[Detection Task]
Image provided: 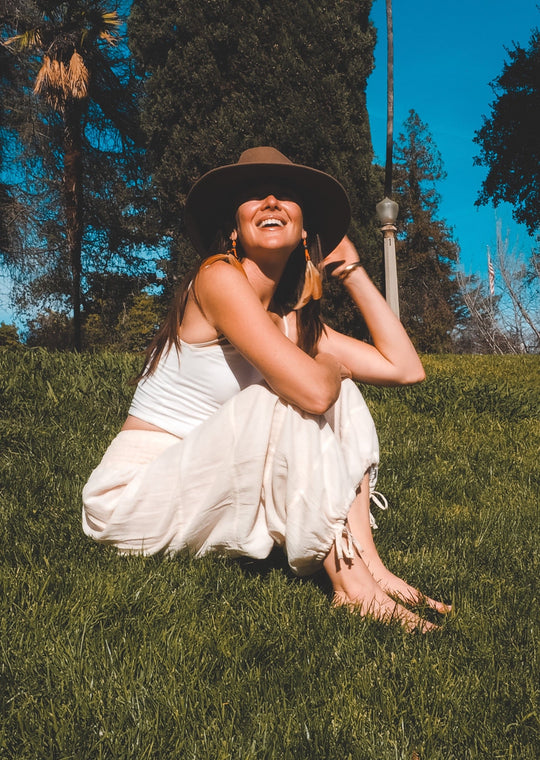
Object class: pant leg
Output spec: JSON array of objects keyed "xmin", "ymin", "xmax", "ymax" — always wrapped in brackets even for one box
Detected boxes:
[{"xmin": 82, "ymin": 381, "xmax": 379, "ymax": 575}]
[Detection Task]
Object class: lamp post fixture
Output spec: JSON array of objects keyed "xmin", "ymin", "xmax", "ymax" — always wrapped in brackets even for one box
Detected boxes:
[{"xmin": 376, "ymin": 196, "xmax": 400, "ymax": 318}]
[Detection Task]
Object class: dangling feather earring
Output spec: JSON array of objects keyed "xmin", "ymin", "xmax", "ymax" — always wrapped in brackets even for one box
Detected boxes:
[
  {"xmin": 227, "ymin": 237, "xmax": 238, "ymax": 259},
  {"xmin": 203, "ymin": 235, "xmax": 245, "ymax": 275},
  {"xmin": 223, "ymin": 235, "xmax": 244, "ymax": 271},
  {"xmin": 294, "ymin": 235, "xmax": 322, "ymax": 309}
]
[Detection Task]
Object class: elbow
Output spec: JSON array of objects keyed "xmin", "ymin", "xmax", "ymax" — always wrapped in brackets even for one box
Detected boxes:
[
  {"xmin": 303, "ymin": 385, "xmax": 341, "ymax": 415},
  {"xmin": 308, "ymin": 398, "xmax": 335, "ymax": 416},
  {"xmin": 386, "ymin": 357, "xmax": 426, "ymax": 386},
  {"xmin": 398, "ymin": 363, "xmax": 426, "ymax": 385},
  {"xmin": 406, "ymin": 368, "xmax": 426, "ymax": 385}
]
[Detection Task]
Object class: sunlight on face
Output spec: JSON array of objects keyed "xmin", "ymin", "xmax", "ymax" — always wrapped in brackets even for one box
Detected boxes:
[{"xmin": 234, "ymin": 188, "xmax": 305, "ymax": 257}]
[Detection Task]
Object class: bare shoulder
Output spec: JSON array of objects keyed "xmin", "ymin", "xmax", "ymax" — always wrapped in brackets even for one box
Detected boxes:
[
  {"xmin": 179, "ymin": 260, "xmax": 251, "ymax": 342},
  {"xmin": 194, "ymin": 258, "xmax": 255, "ymax": 310},
  {"xmin": 195, "ymin": 258, "xmax": 247, "ymax": 291}
]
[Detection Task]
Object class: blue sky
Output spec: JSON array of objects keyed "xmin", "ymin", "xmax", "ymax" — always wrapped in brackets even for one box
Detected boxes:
[
  {"xmin": 367, "ymin": 0, "xmax": 538, "ymax": 278},
  {"xmin": 1, "ymin": 0, "xmax": 538, "ymax": 327}
]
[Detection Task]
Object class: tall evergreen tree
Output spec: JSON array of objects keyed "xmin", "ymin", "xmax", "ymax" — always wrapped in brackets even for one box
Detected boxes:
[
  {"xmin": 474, "ymin": 25, "xmax": 540, "ymax": 235},
  {"xmin": 393, "ymin": 110, "xmax": 463, "ymax": 352},
  {"xmin": 2, "ymin": 0, "xmax": 149, "ymax": 349},
  {"xmin": 128, "ymin": 0, "xmax": 382, "ymax": 334}
]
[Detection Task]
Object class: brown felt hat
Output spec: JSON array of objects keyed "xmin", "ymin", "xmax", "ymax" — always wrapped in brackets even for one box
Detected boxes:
[{"xmin": 184, "ymin": 146, "xmax": 351, "ymax": 256}]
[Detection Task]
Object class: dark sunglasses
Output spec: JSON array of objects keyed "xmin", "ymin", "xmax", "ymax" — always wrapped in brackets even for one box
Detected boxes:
[{"xmin": 234, "ymin": 182, "xmax": 303, "ymax": 206}]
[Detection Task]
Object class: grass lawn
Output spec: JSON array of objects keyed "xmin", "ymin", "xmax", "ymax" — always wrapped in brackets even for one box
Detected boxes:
[{"xmin": 1, "ymin": 349, "xmax": 538, "ymax": 759}]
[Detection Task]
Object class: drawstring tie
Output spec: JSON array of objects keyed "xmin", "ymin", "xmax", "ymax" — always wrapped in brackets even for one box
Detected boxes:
[
  {"xmin": 335, "ymin": 484, "xmax": 389, "ymax": 561},
  {"xmin": 334, "ymin": 521, "xmax": 363, "ymax": 562},
  {"xmin": 369, "ymin": 489, "xmax": 389, "ymax": 529}
]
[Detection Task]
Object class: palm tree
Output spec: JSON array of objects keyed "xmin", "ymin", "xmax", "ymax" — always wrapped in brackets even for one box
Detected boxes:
[{"xmin": 5, "ymin": 2, "xmax": 122, "ymax": 350}]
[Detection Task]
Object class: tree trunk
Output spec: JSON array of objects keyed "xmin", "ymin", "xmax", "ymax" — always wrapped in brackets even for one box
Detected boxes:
[{"xmin": 63, "ymin": 102, "xmax": 84, "ymax": 351}]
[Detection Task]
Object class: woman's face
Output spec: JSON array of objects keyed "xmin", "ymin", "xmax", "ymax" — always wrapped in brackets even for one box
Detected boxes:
[{"xmin": 233, "ymin": 187, "xmax": 305, "ymax": 258}]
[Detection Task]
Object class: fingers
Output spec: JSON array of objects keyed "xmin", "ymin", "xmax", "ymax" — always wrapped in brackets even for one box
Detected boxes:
[{"xmin": 321, "ymin": 235, "xmax": 360, "ymax": 275}]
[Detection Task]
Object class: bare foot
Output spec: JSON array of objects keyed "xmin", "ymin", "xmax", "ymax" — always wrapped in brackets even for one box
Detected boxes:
[
  {"xmin": 373, "ymin": 569, "xmax": 452, "ymax": 614},
  {"xmin": 325, "ymin": 545, "xmax": 439, "ymax": 633},
  {"xmin": 362, "ymin": 560, "xmax": 452, "ymax": 614},
  {"xmin": 356, "ymin": 544, "xmax": 452, "ymax": 614},
  {"xmin": 332, "ymin": 589, "xmax": 439, "ymax": 633},
  {"xmin": 345, "ymin": 514, "xmax": 451, "ymax": 614},
  {"xmin": 345, "ymin": 490, "xmax": 452, "ymax": 616}
]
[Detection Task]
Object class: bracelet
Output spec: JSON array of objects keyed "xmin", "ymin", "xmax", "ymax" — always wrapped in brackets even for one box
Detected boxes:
[{"xmin": 337, "ymin": 262, "xmax": 363, "ymax": 282}]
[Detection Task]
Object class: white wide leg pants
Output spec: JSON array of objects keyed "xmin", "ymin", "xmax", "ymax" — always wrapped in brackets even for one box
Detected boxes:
[{"xmin": 82, "ymin": 379, "xmax": 379, "ymax": 576}]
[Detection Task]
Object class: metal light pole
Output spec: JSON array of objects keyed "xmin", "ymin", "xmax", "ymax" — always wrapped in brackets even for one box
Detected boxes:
[
  {"xmin": 377, "ymin": 195, "xmax": 400, "ymax": 317},
  {"xmin": 376, "ymin": 0, "xmax": 400, "ymax": 318}
]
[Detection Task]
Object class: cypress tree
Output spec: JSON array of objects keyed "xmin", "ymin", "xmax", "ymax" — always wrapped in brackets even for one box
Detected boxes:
[{"xmin": 129, "ymin": 0, "xmax": 381, "ymax": 334}]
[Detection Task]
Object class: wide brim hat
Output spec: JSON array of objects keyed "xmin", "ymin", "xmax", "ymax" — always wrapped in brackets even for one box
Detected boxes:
[{"xmin": 184, "ymin": 146, "xmax": 351, "ymax": 257}]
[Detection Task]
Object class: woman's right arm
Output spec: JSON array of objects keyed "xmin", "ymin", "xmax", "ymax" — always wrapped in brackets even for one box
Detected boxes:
[{"xmin": 194, "ymin": 261, "xmax": 343, "ymax": 414}]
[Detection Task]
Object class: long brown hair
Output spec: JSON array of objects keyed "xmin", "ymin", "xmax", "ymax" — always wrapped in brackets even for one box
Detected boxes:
[{"xmin": 134, "ymin": 229, "xmax": 324, "ymax": 383}]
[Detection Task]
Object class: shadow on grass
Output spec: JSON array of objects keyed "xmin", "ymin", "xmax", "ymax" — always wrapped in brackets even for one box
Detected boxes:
[{"xmin": 235, "ymin": 546, "xmax": 334, "ymax": 597}]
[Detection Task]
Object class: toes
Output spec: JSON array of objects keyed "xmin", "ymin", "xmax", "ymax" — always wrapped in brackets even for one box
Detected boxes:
[
  {"xmin": 333, "ymin": 593, "xmax": 439, "ymax": 633},
  {"xmin": 390, "ymin": 603, "xmax": 440, "ymax": 633},
  {"xmin": 425, "ymin": 597, "xmax": 452, "ymax": 614},
  {"xmin": 416, "ymin": 618, "xmax": 440, "ymax": 634},
  {"xmin": 382, "ymin": 582, "xmax": 452, "ymax": 615}
]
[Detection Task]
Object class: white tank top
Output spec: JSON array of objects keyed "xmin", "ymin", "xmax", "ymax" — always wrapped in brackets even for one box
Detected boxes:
[{"xmin": 128, "ymin": 337, "xmax": 265, "ymax": 438}]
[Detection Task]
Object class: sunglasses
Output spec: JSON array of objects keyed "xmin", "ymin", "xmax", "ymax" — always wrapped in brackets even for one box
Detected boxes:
[{"xmin": 234, "ymin": 183, "xmax": 304, "ymax": 206}]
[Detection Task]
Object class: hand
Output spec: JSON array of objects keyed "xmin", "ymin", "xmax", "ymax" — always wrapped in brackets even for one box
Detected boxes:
[{"xmin": 322, "ymin": 236, "xmax": 360, "ymax": 279}]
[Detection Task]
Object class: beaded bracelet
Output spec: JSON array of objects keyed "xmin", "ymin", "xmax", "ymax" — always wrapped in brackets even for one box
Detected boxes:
[{"xmin": 337, "ymin": 261, "xmax": 363, "ymax": 282}]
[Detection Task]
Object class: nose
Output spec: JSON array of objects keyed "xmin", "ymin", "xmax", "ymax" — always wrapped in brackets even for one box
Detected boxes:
[{"xmin": 262, "ymin": 194, "xmax": 280, "ymax": 208}]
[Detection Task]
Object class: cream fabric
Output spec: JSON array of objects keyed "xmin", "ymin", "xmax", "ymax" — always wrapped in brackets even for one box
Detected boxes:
[{"xmin": 82, "ymin": 379, "xmax": 379, "ymax": 576}]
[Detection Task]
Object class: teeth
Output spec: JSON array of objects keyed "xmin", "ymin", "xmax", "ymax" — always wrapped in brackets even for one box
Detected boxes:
[{"xmin": 258, "ymin": 218, "xmax": 285, "ymax": 228}]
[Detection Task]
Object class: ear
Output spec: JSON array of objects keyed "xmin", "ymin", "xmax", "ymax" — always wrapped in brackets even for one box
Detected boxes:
[
  {"xmin": 230, "ymin": 229, "xmax": 238, "ymax": 241},
  {"xmin": 302, "ymin": 229, "xmax": 307, "ymax": 240}
]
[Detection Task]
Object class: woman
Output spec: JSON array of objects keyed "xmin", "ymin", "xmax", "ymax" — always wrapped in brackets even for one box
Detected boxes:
[{"xmin": 83, "ymin": 147, "xmax": 450, "ymax": 632}]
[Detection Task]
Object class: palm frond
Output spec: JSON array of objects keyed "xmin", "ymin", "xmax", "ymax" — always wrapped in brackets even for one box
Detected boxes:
[
  {"xmin": 4, "ymin": 29, "xmax": 43, "ymax": 52},
  {"xmin": 98, "ymin": 31, "xmax": 118, "ymax": 46},
  {"xmin": 101, "ymin": 11, "xmax": 122, "ymax": 28},
  {"xmin": 98, "ymin": 10, "xmax": 121, "ymax": 46},
  {"xmin": 67, "ymin": 51, "xmax": 89, "ymax": 99},
  {"xmin": 34, "ymin": 56, "xmax": 68, "ymax": 108},
  {"xmin": 33, "ymin": 55, "xmax": 54, "ymax": 96}
]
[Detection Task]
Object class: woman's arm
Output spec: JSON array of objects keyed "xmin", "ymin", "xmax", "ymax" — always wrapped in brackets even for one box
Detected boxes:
[
  {"xmin": 194, "ymin": 261, "xmax": 345, "ymax": 413},
  {"xmin": 318, "ymin": 237, "xmax": 425, "ymax": 386}
]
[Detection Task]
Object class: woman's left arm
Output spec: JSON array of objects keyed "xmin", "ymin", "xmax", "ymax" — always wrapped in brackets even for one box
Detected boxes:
[{"xmin": 317, "ymin": 236, "xmax": 425, "ymax": 386}]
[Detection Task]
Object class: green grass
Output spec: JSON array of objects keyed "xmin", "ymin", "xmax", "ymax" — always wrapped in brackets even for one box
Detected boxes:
[{"xmin": 1, "ymin": 349, "xmax": 538, "ymax": 759}]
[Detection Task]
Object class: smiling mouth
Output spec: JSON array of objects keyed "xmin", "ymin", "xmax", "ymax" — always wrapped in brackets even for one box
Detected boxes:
[{"xmin": 257, "ymin": 218, "xmax": 285, "ymax": 228}]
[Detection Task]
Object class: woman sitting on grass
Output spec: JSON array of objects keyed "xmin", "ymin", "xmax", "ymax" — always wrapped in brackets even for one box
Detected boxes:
[{"xmin": 83, "ymin": 146, "xmax": 450, "ymax": 632}]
